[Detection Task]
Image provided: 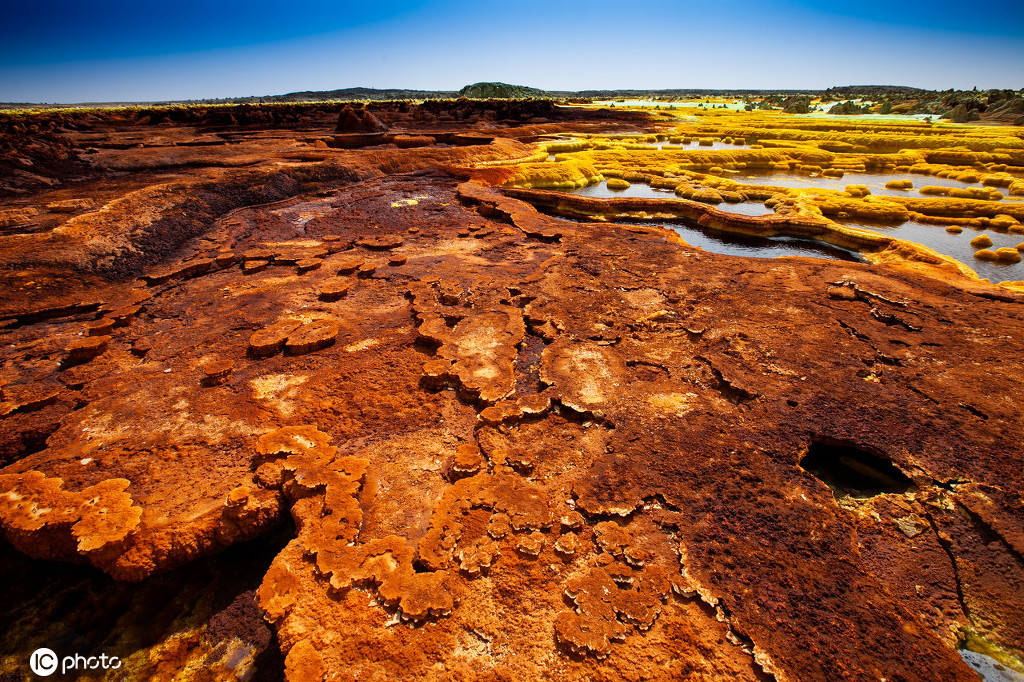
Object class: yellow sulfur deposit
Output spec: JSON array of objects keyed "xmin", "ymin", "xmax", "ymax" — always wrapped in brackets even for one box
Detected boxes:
[
  {"xmin": 995, "ymin": 247, "xmax": 1023, "ymax": 263},
  {"xmin": 971, "ymin": 234, "xmax": 994, "ymax": 249},
  {"xmin": 675, "ymin": 184, "xmax": 724, "ymax": 203},
  {"xmin": 473, "ymin": 107, "xmax": 1024, "ymax": 289},
  {"xmin": 988, "ymin": 214, "xmax": 1022, "ymax": 231},
  {"xmin": 981, "ymin": 173, "xmax": 1015, "ymax": 187},
  {"xmin": 971, "ymin": 247, "xmax": 1021, "ymax": 263},
  {"xmin": 484, "ymin": 160, "xmax": 602, "ymax": 190}
]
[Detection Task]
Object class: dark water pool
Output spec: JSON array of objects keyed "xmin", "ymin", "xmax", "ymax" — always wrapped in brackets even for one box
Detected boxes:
[
  {"xmin": 547, "ymin": 210, "xmax": 861, "ymax": 262},
  {"xmin": 661, "ymin": 221, "xmax": 864, "ymax": 262}
]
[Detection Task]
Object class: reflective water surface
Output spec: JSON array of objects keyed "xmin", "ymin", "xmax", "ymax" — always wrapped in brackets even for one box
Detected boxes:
[
  {"xmin": 960, "ymin": 648, "xmax": 1024, "ymax": 682},
  {"xmin": 842, "ymin": 219, "xmax": 1023, "ymax": 282},
  {"xmin": 718, "ymin": 169, "xmax": 1009, "ymax": 199},
  {"xmin": 559, "ymin": 181, "xmax": 1023, "ymax": 280},
  {"xmin": 568, "ymin": 180, "xmax": 774, "ymax": 216}
]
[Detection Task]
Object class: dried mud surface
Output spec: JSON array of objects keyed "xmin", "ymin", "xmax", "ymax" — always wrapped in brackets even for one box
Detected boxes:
[{"xmin": 1, "ymin": 102, "xmax": 1023, "ymax": 681}]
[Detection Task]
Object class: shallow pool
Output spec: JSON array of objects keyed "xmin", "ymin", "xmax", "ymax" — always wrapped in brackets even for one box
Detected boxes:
[
  {"xmin": 723, "ymin": 170, "xmax": 1001, "ymax": 199},
  {"xmin": 661, "ymin": 222, "xmax": 864, "ymax": 262},
  {"xmin": 843, "ymin": 219, "xmax": 1024, "ymax": 282},
  {"xmin": 568, "ymin": 180, "xmax": 774, "ymax": 216},
  {"xmin": 556, "ymin": 182, "xmax": 1023, "ymax": 277},
  {"xmin": 542, "ymin": 206, "xmax": 860, "ymax": 263},
  {"xmin": 959, "ymin": 648, "xmax": 1024, "ymax": 682}
]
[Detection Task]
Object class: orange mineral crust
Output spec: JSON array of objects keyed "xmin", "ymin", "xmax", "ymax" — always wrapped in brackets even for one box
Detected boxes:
[{"xmin": 0, "ymin": 100, "xmax": 1022, "ymax": 681}]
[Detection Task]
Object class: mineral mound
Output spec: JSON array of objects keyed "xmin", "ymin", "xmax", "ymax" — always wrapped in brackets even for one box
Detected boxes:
[{"xmin": 0, "ymin": 99, "xmax": 1022, "ymax": 681}]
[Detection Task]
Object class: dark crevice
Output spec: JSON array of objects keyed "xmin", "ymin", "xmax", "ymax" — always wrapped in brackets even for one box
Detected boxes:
[
  {"xmin": 837, "ymin": 319, "xmax": 870, "ymax": 342},
  {"xmin": 829, "ymin": 280, "xmax": 908, "ymax": 308},
  {"xmin": 959, "ymin": 403, "xmax": 988, "ymax": 421},
  {"xmin": 513, "ymin": 331, "xmax": 547, "ymax": 395},
  {"xmin": 550, "ymin": 399, "xmax": 616, "ymax": 430},
  {"xmin": 874, "ymin": 354, "xmax": 903, "ymax": 366},
  {"xmin": 923, "ymin": 510, "xmax": 972, "ymax": 623},
  {"xmin": 626, "ymin": 359, "xmax": 671, "ymax": 380},
  {"xmin": 413, "ymin": 336, "xmax": 441, "ymax": 354},
  {"xmin": 907, "ymin": 384, "xmax": 940, "ymax": 405},
  {"xmin": 869, "ymin": 307, "xmax": 922, "ymax": 332},
  {"xmin": 958, "ymin": 503, "xmax": 1024, "ymax": 566},
  {"xmin": 710, "ymin": 603, "xmax": 777, "ymax": 682},
  {"xmin": 697, "ymin": 356, "xmax": 757, "ymax": 405},
  {"xmin": 3, "ymin": 302, "xmax": 103, "ymax": 329},
  {"xmin": 641, "ymin": 493, "xmax": 682, "ymax": 513},
  {"xmin": 14, "ymin": 428, "xmax": 56, "ymax": 460},
  {"xmin": 799, "ymin": 438, "xmax": 914, "ymax": 498}
]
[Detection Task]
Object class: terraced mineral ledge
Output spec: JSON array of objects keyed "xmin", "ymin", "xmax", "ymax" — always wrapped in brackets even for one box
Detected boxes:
[{"xmin": 1, "ymin": 100, "xmax": 1023, "ymax": 680}]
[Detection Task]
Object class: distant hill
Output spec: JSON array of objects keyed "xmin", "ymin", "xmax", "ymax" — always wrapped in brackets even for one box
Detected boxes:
[
  {"xmin": 272, "ymin": 82, "xmax": 549, "ymax": 103},
  {"xmin": 5, "ymin": 83, "xmax": 1021, "ymax": 112},
  {"xmin": 457, "ymin": 82, "xmax": 548, "ymax": 99},
  {"xmin": 275, "ymin": 87, "xmax": 456, "ymax": 102},
  {"xmin": 822, "ymin": 85, "xmax": 930, "ymax": 98}
]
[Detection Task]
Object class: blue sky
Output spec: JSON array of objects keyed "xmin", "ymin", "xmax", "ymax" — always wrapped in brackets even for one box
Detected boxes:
[{"xmin": 1, "ymin": 0, "xmax": 1022, "ymax": 102}]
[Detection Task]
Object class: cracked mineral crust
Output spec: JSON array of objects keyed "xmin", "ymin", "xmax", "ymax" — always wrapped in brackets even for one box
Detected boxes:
[{"xmin": 0, "ymin": 100, "xmax": 1022, "ymax": 681}]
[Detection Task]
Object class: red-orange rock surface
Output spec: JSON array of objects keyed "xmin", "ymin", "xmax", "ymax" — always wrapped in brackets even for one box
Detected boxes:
[{"xmin": 0, "ymin": 101, "xmax": 1021, "ymax": 681}]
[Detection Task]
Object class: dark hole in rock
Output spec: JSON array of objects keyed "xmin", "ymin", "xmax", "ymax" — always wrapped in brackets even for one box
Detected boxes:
[{"xmin": 800, "ymin": 438, "xmax": 914, "ymax": 498}]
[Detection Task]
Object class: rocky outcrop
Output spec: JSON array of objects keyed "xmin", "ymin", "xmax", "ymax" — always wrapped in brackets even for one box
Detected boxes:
[
  {"xmin": 0, "ymin": 128, "xmax": 85, "ymax": 196},
  {"xmin": 335, "ymin": 104, "xmax": 388, "ymax": 133}
]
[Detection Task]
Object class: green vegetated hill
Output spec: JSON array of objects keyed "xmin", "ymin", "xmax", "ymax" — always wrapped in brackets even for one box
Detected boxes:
[
  {"xmin": 457, "ymin": 82, "xmax": 548, "ymax": 99},
  {"xmin": 280, "ymin": 82, "xmax": 550, "ymax": 102},
  {"xmin": 276, "ymin": 87, "xmax": 457, "ymax": 101}
]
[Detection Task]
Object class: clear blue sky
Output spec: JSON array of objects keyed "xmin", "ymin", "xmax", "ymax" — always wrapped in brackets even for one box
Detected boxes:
[{"xmin": 1, "ymin": 0, "xmax": 1022, "ymax": 103}]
